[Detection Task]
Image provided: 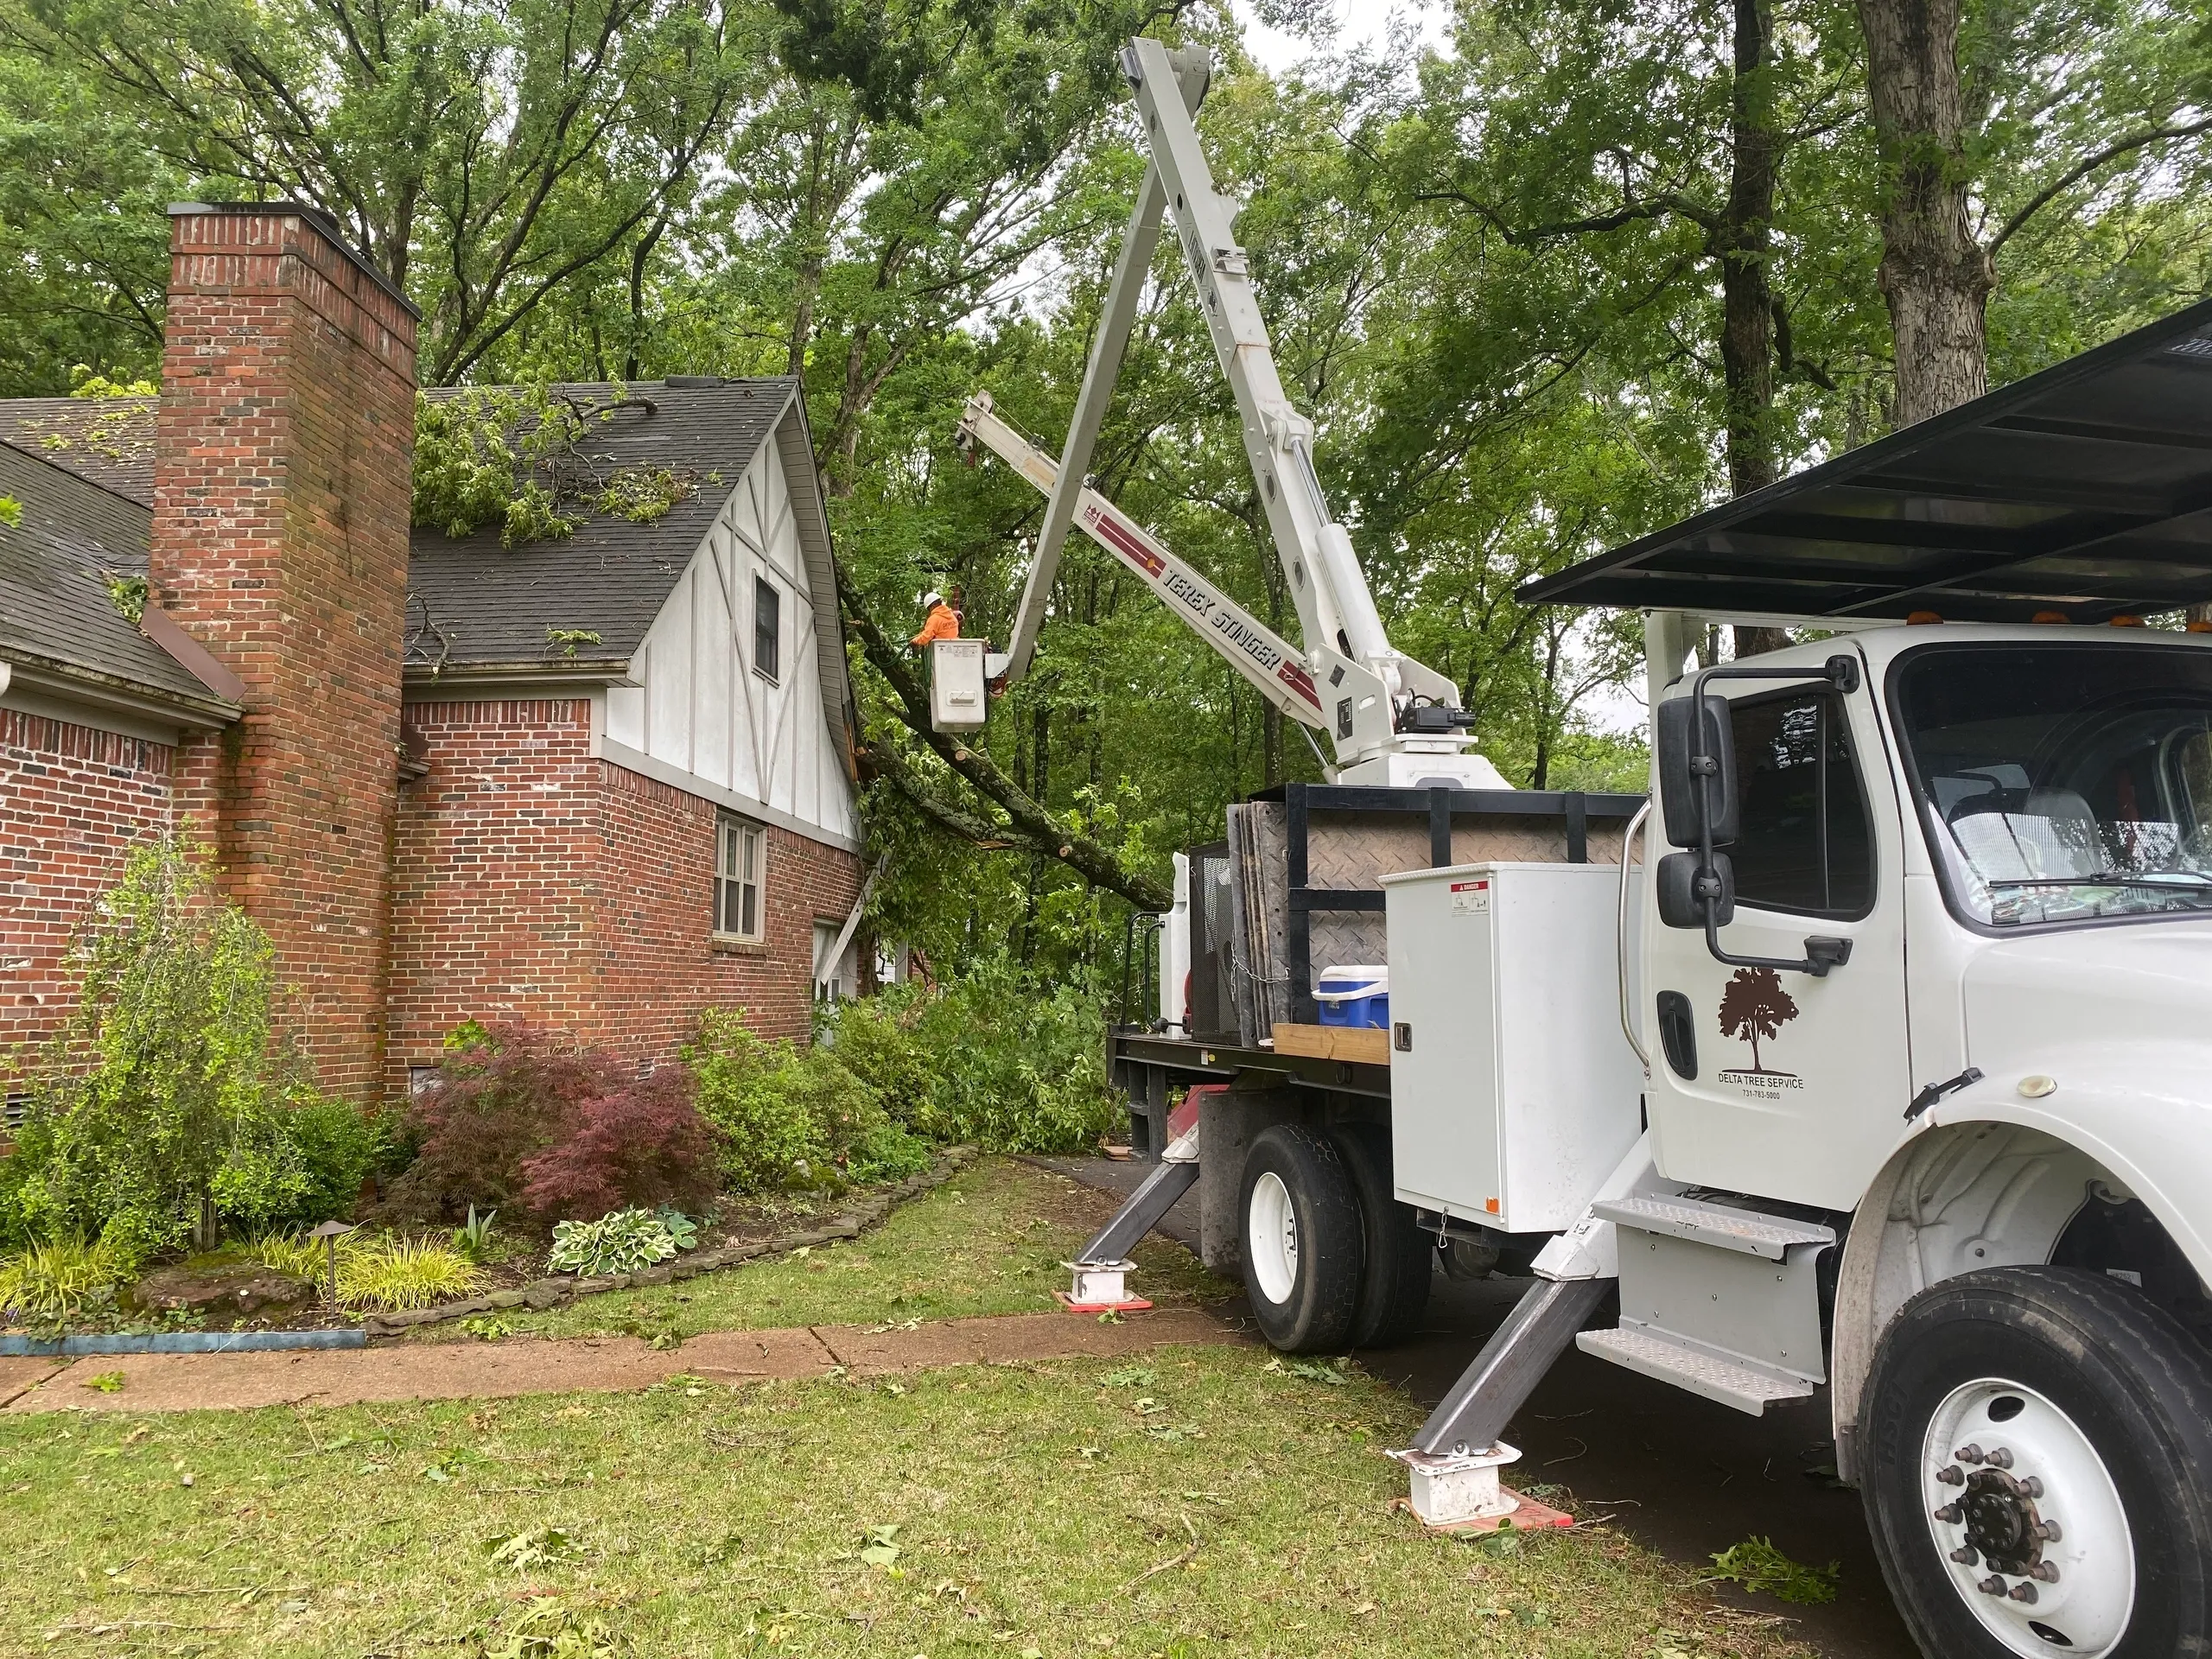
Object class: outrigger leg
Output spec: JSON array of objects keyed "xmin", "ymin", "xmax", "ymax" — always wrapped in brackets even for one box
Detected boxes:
[{"xmin": 1058, "ymin": 1090, "xmax": 1203, "ymax": 1313}]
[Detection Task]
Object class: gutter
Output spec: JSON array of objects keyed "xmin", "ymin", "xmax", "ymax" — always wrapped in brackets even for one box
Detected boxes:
[
  {"xmin": 403, "ymin": 657, "xmax": 639, "ymax": 690},
  {"xmin": 0, "ymin": 652, "xmax": 240, "ymax": 730}
]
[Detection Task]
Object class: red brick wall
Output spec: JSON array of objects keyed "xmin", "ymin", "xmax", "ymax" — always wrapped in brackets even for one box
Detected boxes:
[
  {"xmin": 0, "ymin": 711, "xmax": 176, "ymax": 1057},
  {"xmin": 385, "ymin": 697, "xmax": 862, "ymax": 1097},
  {"xmin": 596, "ymin": 761, "xmax": 863, "ymax": 1061},
  {"xmin": 153, "ymin": 205, "xmax": 420, "ymax": 1102}
]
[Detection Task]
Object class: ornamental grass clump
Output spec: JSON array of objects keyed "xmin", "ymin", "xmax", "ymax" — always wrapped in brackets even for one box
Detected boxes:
[
  {"xmin": 0, "ymin": 1236, "xmax": 136, "ymax": 1320},
  {"xmin": 335, "ymin": 1235, "xmax": 484, "ymax": 1312}
]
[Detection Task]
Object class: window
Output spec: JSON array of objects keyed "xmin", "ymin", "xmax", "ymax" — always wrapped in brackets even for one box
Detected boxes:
[
  {"xmin": 753, "ymin": 576, "xmax": 781, "ymax": 683},
  {"xmin": 1726, "ymin": 690, "xmax": 1874, "ymax": 918},
  {"xmin": 1894, "ymin": 643, "xmax": 2212, "ymax": 929},
  {"xmin": 813, "ymin": 920, "xmax": 845, "ymax": 1002},
  {"xmin": 715, "ymin": 814, "xmax": 765, "ymax": 940},
  {"xmin": 407, "ymin": 1065, "xmax": 442, "ymax": 1102}
]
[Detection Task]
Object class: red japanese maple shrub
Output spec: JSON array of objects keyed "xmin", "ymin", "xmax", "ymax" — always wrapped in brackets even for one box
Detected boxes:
[
  {"xmin": 391, "ymin": 1025, "xmax": 626, "ymax": 1216},
  {"xmin": 517, "ymin": 1065, "xmax": 719, "ymax": 1220}
]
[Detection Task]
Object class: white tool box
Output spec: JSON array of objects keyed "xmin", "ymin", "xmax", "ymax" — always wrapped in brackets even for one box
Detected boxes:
[{"xmin": 1380, "ymin": 861, "xmax": 1643, "ymax": 1232}]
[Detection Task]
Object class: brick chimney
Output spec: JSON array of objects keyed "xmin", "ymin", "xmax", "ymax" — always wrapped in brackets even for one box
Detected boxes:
[{"xmin": 151, "ymin": 203, "xmax": 419, "ymax": 1103}]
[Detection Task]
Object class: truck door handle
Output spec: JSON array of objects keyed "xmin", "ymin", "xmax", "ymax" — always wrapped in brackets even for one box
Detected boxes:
[{"xmin": 1656, "ymin": 990, "xmax": 1696, "ymax": 1080}]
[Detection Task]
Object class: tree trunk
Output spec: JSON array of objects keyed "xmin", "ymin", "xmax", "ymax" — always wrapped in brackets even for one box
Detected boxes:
[
  {"xmin": 1719, "ymin": 0, "xmax": 1778, "ymax": 502},
  {"xmin": 1855, "ymin": 0, "xmax": 1993, "ymax": 426}
]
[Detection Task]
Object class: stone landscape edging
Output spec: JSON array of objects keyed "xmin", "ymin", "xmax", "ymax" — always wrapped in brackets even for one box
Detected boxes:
[{"xmin": 360, "ymin": 1146, "xmax": 977, "ymax": 1340}]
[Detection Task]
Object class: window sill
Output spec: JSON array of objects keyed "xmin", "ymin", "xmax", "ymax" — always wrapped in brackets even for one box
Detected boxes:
[{"xmin": 711, "ymin": 937, "xmax": 771, "ymax": 956}]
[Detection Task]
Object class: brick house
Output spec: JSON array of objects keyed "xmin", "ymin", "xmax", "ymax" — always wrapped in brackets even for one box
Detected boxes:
[{"xmin": 0, "ymin": 203, "xmax": 864, "ymax": 1109}]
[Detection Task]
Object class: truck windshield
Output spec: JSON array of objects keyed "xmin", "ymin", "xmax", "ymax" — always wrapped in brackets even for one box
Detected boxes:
[{"xmin": 1893, "ymin": 643, "xmax": 2212, "ymax": 928}]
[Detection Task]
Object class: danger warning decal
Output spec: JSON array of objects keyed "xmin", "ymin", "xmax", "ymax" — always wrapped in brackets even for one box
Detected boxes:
[{"xmin": 1450, "ymin": 878, "xmax": 1490, "ymax": 915}]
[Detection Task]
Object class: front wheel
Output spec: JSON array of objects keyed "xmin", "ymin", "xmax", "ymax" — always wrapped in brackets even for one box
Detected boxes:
[
  {"xmin": 1239, "ymin": 1123, "xmax": 1362, "ymax": 1354},
  {"xmin": 1862, "ymin": 1266, "xmax": 2212, "ymax": 1658}
]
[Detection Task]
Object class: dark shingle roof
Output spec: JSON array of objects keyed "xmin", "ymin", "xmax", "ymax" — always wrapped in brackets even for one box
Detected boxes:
[
  {"xmin": 0, "ymin": 378, "xmax": 849, "ymax": 753},
  {"xmin": 0, "ymin": 442, "xmax": 232, "ymax": 715},
  {"xmin": 0, "ymin": 397, "xmax": 156, "ymax": 504},
  {"xmin": 405, "ymin": 379, "xmax": 798, "ymax": 671}
]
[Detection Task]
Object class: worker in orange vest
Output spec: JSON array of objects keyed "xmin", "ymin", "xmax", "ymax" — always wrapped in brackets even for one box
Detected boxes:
[{"xmin": 911, "ymin": 588, "xmax": 961, "ymax": 650}]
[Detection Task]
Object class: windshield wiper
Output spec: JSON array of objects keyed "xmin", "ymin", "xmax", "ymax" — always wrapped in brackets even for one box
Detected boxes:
[{"xmin": 1988, "ymin": 873, "xmax": 2212, "ymax": 893}]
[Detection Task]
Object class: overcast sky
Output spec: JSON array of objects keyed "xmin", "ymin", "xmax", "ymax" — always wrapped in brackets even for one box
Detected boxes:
[{"xmin": 1232, "ymin": 1, "xmax": 1452, "ymax": 73}]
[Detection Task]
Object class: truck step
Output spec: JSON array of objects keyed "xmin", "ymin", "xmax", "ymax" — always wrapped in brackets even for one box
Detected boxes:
[
  {"xmin": 1592, "ymin": 1194, "xmax": 1834, "ymax": 1261},
  {"xmin": 1576, "ymin": 1327, "xmax": 1816, "ymax": 1414}
]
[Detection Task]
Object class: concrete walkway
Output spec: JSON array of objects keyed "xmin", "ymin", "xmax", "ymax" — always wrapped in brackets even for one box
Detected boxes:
[{"xmin": 0, "ymin": 1306, "xmax": 1242, "ymax": 1415}]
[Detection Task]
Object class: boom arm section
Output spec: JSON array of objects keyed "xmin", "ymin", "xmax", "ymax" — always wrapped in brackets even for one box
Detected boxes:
[{"xmin": 958, "ymin": 395, "xmax": 1360, "ymax": 730}]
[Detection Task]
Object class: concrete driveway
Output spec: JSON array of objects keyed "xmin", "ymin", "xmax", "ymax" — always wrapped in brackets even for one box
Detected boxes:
[{"xmin": 1033, "ymin": 1154, "xmax": 1916, "ymax": 1659}]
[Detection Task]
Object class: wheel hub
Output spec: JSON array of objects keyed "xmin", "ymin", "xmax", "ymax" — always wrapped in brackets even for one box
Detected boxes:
[
  {"xmin": 1921, "ymin": 1379, "xmax": 2134, "ymax": 1657},
  {"xmin": 1960, "ymin": 1466, "xmax": 2045, "ymax": 1576}
]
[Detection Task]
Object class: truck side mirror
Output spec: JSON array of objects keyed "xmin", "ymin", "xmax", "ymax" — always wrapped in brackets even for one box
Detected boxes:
[
  {"xmin": 1656, "ymin": 850, "xmax": 1734, "ymax": 929},
  {"xmin": 1656, "ymin": 693, "xmax": 1738, "ymax": 849}
]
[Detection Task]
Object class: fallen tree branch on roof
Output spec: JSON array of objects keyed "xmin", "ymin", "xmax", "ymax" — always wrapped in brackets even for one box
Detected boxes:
[{"xmin": 835, "ymin": 561, "xmax": 1172, "ymax": 914}]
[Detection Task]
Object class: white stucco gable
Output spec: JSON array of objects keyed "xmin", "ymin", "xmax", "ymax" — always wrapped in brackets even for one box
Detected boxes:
[{"xmin": 599, "ymin": 396, "xmax": 860, "ymax": 852}]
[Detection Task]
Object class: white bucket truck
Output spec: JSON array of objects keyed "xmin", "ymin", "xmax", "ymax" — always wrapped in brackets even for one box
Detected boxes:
[{"xmin": 950, "ymin": 34, "xmax": 2212, "ymax": 1655}]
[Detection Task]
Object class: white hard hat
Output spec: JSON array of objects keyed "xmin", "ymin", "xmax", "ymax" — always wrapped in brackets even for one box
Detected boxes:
[{"xmin": 922, "ymin": 589, "xmax": 944, "ymax": 607}]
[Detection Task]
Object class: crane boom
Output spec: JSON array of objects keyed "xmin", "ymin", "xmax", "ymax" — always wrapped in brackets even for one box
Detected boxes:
[
  {"xmin": 969, "ymin": 36, "xmax": 1507, "ymax": 790},
  {"xmin": 959, "ymin": 395, "xmax": 1332, "ymax": 728}
]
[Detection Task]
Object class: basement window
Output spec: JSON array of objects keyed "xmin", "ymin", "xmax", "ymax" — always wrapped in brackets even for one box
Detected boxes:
[
  {"xmin": 753, "ymin": 576, "xmax": 781, "ymax": 683},
  {"xmin": 715, "ymin": 813, "xmax": 765, "ymax": 942}
]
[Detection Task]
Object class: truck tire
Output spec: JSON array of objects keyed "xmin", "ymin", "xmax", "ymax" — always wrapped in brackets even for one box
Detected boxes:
[
  {"xmin": 1329, "ymin": 1122, "xmax": 1432, "ymax": 1348},
  {"xmin": 1861, "ymin": 1266, "xmax": 2212, "ymax": 1659},
  {"xmin": 1239, "ymin": 1123, "xmax": 1363, "ymax": 1353}
]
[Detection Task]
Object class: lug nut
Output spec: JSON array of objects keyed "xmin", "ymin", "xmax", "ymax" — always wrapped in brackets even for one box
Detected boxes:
[
  {"xmin": 2009, "ymin": 1581, "xmax": 2039, "ymax": 1605},
  {"xmin": 1956, "ymin": 1444, "xmax": 1986, "ymax": 1465},
  {"xmin": 2032, "ymin": 1520, "xmax": 2063, "ymax": 1543},
  {"xmin": 1934, "ymin": 1503, "xmax": 1963, "ymax": 1523},
  {"xmin": 1978, "ymin": 1575, "xmax": 2008, "ymax": 1596},
  {"xmin": 1936, "ymin": 1465, "xmax": 1966, "ymax": 1485},
  {"xmin": 1950, "ymin": 1546, "xmax": 1980, "ymax": 1566},
  {"xmin": 2029, "ymin": 1562, "xmax": 2060, "ymax": 1583},
  {"xmin": 2021, "ymin": 1477, "xmax": 2044, "ymax": 1498},
  {"xmin": 1986, "ymin": 1446, "xmax": 2014, "ymax": 1470}
]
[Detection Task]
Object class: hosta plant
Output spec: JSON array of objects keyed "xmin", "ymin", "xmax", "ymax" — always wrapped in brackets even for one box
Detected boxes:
[{"xmin": 547, "ymin": 1207, "xmax": 696, "ymax": 1276}]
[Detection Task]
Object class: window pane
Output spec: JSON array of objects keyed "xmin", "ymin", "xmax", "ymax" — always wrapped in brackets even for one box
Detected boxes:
[
  {"xmin": 754, "ymin": 577, "xmax": 780, "ymax": 681},
  {"xmin": 1728, "ymin": 692, "xmax": 1872, "ymax": 917},
  {"xmin": 1897, "ymin": 644, "xmax": 2212, "ymax": 927},
  {"xmin": 741, "ymin": 880, "xmax": 757, "ymax": 938}
]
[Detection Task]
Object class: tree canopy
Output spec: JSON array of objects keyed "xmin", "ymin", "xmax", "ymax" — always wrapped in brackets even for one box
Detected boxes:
[{"xmin": 4, "ymin": 0, "xmax": 2209, "ymax": 985}]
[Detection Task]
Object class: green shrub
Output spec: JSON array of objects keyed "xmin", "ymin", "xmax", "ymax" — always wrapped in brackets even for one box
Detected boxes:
[
  {"xmin": 823, "ymin": 955, "xmax": 1118, "ymax": 1153},
  {"xmin": 0, "ymin": 842, "xmax": 327, "ymax": 1254},
  {"xmin": 0, "ymin": 1235, "xmax": 136, "ymax": 1320},
  {"xmin": 685, "ymin": 1010, "xmax": 887, "ymax": 1192},
  {"xmin": 844, "ymin": 1118, "xmax": 933, "ymax": 1184},
  {"xmin": 335, "ymin": 1235, "xmax": 484, "ymax": 1311}
]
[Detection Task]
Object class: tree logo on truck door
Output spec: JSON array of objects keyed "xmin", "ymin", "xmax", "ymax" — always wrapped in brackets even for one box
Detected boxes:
[{"xmin": 1717, "ymin": 967, "xmax": 1800, "ymax": 1081}]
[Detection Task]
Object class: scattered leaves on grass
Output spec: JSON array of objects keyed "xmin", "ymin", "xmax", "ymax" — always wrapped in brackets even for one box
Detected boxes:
[
  {"xmin": 1703, "ymin": 1536, "xmax": 1840, "ymax": 1605},
  {"xmin": 859, "ymin": 1524, "xmax": 902, "ymax": 1567},
  {"xmin": 83, "ymin": 1370, "xmax": 126, "ymax": 1394},
  {"xmin": 476, "ymin": 1595, "xmax": 621, "ymax": 1656},
  {"xmin": 1101, "ymin": 1366, "xmax": 1154, "ymax": 1389},
  {"xmin": 484, "ymin": 1529, "xmax": 588, "ymax": 1574},
  {"xmin": 1263, "ymin": 1357, "xmax": 1351, "ymax": 1385}
]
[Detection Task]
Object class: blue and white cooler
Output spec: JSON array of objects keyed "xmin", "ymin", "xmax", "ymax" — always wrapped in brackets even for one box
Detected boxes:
[{"xmin": 1314, "ymin": 964, "xmax": 1389, "ymax": 1028}]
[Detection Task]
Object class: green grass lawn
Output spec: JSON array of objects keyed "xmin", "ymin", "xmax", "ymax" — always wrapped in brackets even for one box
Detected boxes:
[
  {"xmin": 477, "ymin": 1158, "xmax": 1230, "ymax": 1345},
  {"xmin": 0, "ymin": 1346, "xmax": 1812, "ymax": 1658}
]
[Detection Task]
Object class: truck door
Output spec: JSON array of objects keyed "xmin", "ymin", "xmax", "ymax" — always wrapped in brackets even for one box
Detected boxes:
[{"xmin": 1641, "ymin": 663, "xmax": 1911, "ymax": 1211}]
